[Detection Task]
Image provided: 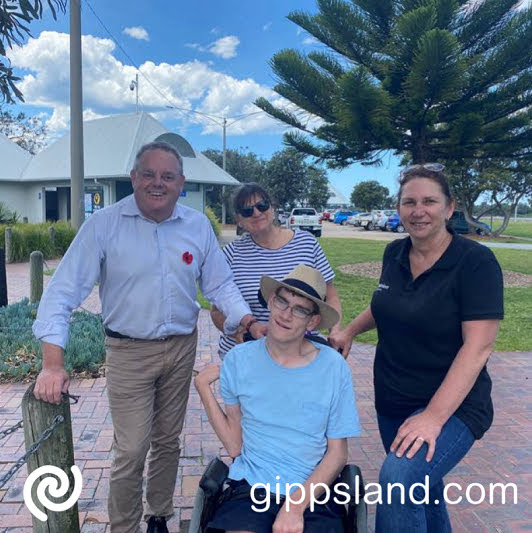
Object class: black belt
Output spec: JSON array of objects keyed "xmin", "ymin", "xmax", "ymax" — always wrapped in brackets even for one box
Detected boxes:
[{"xmin": 104, "ymin": 328, "xmax": 169, "ymax": 341}]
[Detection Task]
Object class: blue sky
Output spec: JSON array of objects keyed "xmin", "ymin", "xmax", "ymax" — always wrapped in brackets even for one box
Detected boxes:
[{"xmin": 8, "ymin": 0, "xmax": 403, "ymax": 200}]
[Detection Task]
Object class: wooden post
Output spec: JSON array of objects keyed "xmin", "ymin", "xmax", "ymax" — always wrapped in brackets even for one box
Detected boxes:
[
  {"xmin": 22, "ymin": 383, "xmax": 80, "ymax": 533},
  {"xmin": 48, "ymin": 226, "xmax": 55, "ymax": 254},
  {"xmin": 5, "ymin": 227, "xmax": 12, "ymax": 264},
  {"xmin": 30, "ymin": 251, "xmax": 44, "ymax": 303},
  {"xmin": 0, "ymin": 248, "xmax": 7, "ymax": 307}
]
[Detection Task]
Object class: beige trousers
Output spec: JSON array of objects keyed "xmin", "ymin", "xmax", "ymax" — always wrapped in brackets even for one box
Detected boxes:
[{"xmin": 105, "ymin": 330, "xmax": 198, "ymax": 533}]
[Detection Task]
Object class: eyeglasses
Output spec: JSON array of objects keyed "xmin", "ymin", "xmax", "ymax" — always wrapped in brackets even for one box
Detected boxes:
[
  {"xmin": 237, "ymin": 200, "xmax": 271, "ymax": 218},
  {"xmin": 139, "ymin": 170, "xmax": 181, "ymax": 183},
  {"xmin": 401, "ymin": 163, "xmax": 445, "ymax": 176},
  {"xmin": 272, "ymin": 295, "xmax": 315, "ymax": 319}
]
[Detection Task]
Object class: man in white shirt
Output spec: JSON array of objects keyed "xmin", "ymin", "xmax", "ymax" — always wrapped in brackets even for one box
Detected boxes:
[{"xmin": 32, "ymin": 141, "xmax": 263, "ymax": 533}]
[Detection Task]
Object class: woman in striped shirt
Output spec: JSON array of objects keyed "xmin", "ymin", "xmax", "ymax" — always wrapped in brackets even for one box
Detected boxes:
[{"xmin": 211, "ymin": 182, "xmax": 344, "ymax": 358}]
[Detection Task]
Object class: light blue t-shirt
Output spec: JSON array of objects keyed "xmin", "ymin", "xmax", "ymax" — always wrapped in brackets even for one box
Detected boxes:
[{"xmin": 220, "ymin": 338, "xmax": 361, "ymax": 495}]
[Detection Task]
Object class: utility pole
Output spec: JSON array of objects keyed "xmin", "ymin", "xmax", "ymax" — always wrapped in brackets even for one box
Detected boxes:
[
  {"xmin": 222, "ymin": 118, "xmax": 227, "ymax": 224},
  {"xmin": 70, "ymin": 0, "xmax": 85, "ymax": 231},
  {"xmin": 165, "ymin": 106, "xmax": 262, "ymax": 224}
]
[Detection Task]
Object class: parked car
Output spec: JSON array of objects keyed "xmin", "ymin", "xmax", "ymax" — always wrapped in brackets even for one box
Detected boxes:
[
  {"xmin": 376, "ymin": 209, "xmax": 397, "ymax": 231},
  {"xmin": 347, "ymin": 212, "xmax": 370, "ymax": 227},
  {"xmin": 321, "ymin": 211, "xmax": 332, "ymax": 221},
  {"xmin": 385, "ymin": 213, "xmax": 405, "ymax": 233},
  {"xmin": 449, "ymin": 211, "xmax": 492, "ymax": 235},
  {"xmin": 359, "ymin": 212, "xmax": 377, "ymax": 230},
  {"xmin": 287, "ymin": 207, "xmax": 322, "ymax": 237},
  {"xmin": 278, "ymin": 210, "xmax": 289, "ymax": 226},
  {"xmin": 334, "ymin": 210, "xmax": 357, "ymax": 225}
]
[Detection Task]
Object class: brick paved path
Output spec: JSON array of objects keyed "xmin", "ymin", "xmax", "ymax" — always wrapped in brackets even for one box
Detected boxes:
[{"xmin": 1, "ymin": 261, "xmax": 530, "ymax": 532}]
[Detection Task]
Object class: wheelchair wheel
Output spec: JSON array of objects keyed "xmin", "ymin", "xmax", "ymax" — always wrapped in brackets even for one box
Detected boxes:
[
  {"xmin": 355, "ymin": 500, "xmax": 368, "ymax": 533},
  {"xmin": 188, "ymin": 486, "xmax": 205, "ymax": 533}
]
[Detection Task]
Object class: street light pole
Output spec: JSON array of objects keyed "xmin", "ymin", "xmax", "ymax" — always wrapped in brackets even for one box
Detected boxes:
[
  {"xmin": 70, "ymin": 0, "xmax": 85, "ymax": 231},
  {"xmin": 129, "ymin": 73, "xmax": 139, "ymax": 113},
  {"xmin": 134, "ymin": 73, "xmax": 139, "ymax": 114},
  {"xmin": 164, "ymin": 106, "xmax": 262, "ymax": 224},
  {"xmin": 222, "ymin": 118, "xmax": 227, "ymax": 224}
]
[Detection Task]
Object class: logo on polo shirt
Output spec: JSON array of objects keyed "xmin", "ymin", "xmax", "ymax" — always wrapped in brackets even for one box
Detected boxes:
[{"xmin": 375, "ymin": 283, "xmax": 389, "ymax": 292}]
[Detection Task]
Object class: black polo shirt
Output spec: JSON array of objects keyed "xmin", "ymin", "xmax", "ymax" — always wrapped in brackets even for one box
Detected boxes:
[{"xmin": 371, "ymin": 232, "xmax": 504, "ymax": 439}]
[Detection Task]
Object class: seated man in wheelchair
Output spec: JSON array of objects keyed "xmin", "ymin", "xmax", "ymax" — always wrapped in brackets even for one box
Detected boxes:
[{"xmin": 195, "ymin": 265, "xmax": 360, "ymax": 533}]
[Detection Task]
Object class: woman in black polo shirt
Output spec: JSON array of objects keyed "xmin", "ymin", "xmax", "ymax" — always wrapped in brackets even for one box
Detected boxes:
[{"xmin": 336, "ymin": 164, "xmax": 503, "ymax": 532}]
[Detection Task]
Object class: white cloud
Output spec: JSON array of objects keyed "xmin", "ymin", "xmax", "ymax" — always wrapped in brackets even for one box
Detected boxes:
[
  {"xmin": 9, "ymin": 31, "xmax": 286, "ymax": 139},
  {"xmin": 302, "ymin": 37, "xmax": 319, "ymax": 45},
  {"xmin": 185, "ymin": 36, "xmax": 239, "ymax": 59},
  {"xmin": 208, "ymin": 36, "xmax": 240, "ymax": 59},
  {"xmin": 185, "ymin": 42, "xmax": 203, "ymax": 51},
  {"xmin": 263, "ymin": 22, "xmax": 272, "ymax": 31},
  {"xmin": 123, "ymin": 26, "xmax": 149, "ymax": 41}
]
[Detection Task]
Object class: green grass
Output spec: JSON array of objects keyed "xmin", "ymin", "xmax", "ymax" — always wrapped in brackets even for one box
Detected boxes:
[
  {"xmin": 319, "ymin": 237, "xmax": 531, "ymax": 351},
  {"xmin": 501, "ymin": 220, "xmax": 532, "ymax": 239},
  {"xmin": 198, "ymin": 291, "xmax": 210, "ymax": 310},
  {"xmin": 491, "ymin": 249, "xmax": 532, "ymax": 274},
  {"xmin": 477, "ymin": 218, "xmax": 532, "ymax": 239}
]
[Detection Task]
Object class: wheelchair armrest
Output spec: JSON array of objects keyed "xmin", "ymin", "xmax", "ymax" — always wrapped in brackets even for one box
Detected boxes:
[
  {"xmin": 199, "ymin": 457, "xmax": 229, "ymax": 495},
  {"xmin": 339, "ymin": 464, "xmax": 365, "ymax": 502}
]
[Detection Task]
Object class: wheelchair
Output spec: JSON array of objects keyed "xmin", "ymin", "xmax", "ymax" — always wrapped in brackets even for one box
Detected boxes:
[{"xmin": 188, "ymin": 457, "xmax": 368, "ymax": 533}]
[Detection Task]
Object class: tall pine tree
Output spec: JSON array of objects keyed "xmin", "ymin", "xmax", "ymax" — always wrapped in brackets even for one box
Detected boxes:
[{"xmin": 255, "ymin": 0, "xmax": 531, "ymax": 167}]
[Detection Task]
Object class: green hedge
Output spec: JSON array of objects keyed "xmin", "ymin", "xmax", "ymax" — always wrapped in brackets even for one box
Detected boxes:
[
  {"xmin": 0, "ymin": 221, "xmax": 76, "ymax": 263},
  {"xmin": 0, "ymin": 299, "xmax": 105, "ymax": 381},
  {"xmin": 205, "ymin": 206, "xmax": 221, "ymax": 238}
]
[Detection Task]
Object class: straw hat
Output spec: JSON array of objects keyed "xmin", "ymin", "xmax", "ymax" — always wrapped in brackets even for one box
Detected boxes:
[{"xmin": 259, "ymin": 264, "xmax": 340, "ymax": 329}]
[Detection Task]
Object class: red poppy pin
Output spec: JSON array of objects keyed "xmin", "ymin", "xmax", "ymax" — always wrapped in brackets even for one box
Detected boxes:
[{"xmin": 182, "ymin": 251, "xmax": 193, "ymax": 265}]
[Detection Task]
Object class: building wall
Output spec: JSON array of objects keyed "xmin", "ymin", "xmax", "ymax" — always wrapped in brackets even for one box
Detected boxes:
[
  {"xmin": 26, "ymin": 184, "xmax": 47, "ymax": 222},
  {"xmin": 181, "ymin": 183, "xmax": 204, "ymax": 212},
  {"xmin": 0, "ymin": 183, "xmax": 27, "ymax": 219}
]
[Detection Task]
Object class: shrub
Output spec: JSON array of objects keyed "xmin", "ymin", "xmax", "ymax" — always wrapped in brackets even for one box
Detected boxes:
[
  {"xmin": 0, "ymin": 221, "xmax": 76, "ymax": 262},
  {"xmin": 50, "ymin": 221, "xmax": 76, "ymax": 256},
  {"xmin": 0, "ymin": 299, "xmax": 105, "ymax": 381},
  {"xmin": 205, "ymin": 206, "xmax": 221, "ymax": 238},
  {"xmin": 10, "ymin": 224, "xmax": 54, "ymax": 262},
  {"xmin": 0, "ymin": 202, "xmax": 19, "ymax": 224}
]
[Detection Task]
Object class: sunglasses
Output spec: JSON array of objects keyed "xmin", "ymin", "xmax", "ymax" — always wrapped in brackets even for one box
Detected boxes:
[
  {"xmin": 401, "ymin": 163, "xmax": 445, "ymax": 176},
  {"xmin": 237, "ymin": 200, "xmax": 271, "ymax": 218}
]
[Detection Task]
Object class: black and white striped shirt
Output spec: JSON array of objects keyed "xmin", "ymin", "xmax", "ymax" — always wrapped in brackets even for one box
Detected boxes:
[{"xmin": 218, "ymin": 230, "xmax": 335, "ymax": 356}]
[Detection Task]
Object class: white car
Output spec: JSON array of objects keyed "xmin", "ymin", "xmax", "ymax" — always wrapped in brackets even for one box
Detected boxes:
[
  {"xmin": 376, "ymin": 210, "xmax": 397, "ymax": 231},
  {"xmin": 347, "ymin": 212, "xmax": 370, "ymax": 227},
  {"xmin": 278, "ymin": 210, "xmax": 289, "ymax": 226}
]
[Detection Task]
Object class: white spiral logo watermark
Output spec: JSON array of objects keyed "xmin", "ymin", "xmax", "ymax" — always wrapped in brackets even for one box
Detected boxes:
[{"xmin": 23, "ymin": 465, "xmax": 83, "ymax": 522}]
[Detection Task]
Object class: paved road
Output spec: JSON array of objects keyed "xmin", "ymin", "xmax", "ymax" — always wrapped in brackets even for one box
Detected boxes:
[{"xmin": 480, "ymin": 242, "xmax": 532, "ymax": 250}]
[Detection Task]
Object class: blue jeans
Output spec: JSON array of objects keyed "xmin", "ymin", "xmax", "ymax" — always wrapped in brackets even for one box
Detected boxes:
[{"xmin": 376, "ymin": 411, "xmax": 475, "ymax": 533}]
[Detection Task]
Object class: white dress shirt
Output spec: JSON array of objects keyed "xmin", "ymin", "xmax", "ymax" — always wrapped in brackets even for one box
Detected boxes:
[{"xmin": 33, "ymin": 195, "xmax": 250, "ymax": 348}]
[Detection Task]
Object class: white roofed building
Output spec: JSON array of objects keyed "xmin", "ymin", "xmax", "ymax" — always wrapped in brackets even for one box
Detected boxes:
[
  {"xmin": 326, "ymin": 183, "xmax": 350, "ymax": 209},
  {"xmin": 0, "ymin": 112, "xmax": 240, "ymax": 222}
]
